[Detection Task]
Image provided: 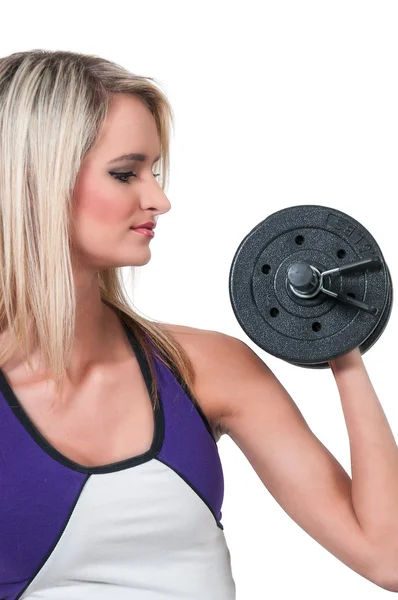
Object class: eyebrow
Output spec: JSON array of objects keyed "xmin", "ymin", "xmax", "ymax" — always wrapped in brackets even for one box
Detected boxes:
[{"xmin": 107, "ymin": 153, "xmax": 161, "ymax": 165}]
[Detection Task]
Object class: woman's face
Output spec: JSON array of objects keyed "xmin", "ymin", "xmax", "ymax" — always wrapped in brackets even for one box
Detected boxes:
[{"xmin": 70, "ymin": 93, "xmax": 171, "ymax": 272}]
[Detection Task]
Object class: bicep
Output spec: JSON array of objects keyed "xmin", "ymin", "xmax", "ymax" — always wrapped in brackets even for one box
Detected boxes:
[{"xmin": 212, "ymin": 335, "xmax": 377, "ymax": 582}]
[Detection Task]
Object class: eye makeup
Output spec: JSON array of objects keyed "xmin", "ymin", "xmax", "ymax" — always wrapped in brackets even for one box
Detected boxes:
[{"xmin": 109, "ymin": 171, "xmax": 161, "ymax": 184}]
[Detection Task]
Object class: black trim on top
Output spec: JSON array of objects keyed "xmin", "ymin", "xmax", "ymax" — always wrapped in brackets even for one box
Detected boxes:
[
  {"xmin": 0, "ymin": 320, "xmax": 165, "ymax": 474},
  {"xmin": 119, "ymin": 322, "xmax": 216, "ymax": 448}
]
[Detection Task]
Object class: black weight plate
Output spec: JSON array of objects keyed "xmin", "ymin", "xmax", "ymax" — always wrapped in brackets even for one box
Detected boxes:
[{"xmin": 229, "ymin": 205, "xmax": 392, "ymax": 365}]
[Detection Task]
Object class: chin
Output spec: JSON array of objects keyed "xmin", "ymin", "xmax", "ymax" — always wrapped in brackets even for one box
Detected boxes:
[{"xmin": 124, "ymin": 253, "xmax": 152, "ymax": 268}]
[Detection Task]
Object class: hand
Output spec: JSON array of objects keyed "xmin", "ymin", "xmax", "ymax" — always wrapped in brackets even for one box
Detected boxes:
[{"xmin": 328, "ymin": 347, "xmax": 363, "ymax": 374}]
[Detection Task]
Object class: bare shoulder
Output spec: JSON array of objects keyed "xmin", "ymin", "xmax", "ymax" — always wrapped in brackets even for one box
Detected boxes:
[
  {"xmin": 157, "ymin": 322, "xmax": 248, "ymax": 440},
  {"xmin": 157, "ymin": 322, "xmax": 235, "ymax": 365},
  {"xmin": 157, "ymin": 322, "xmax": 219, "ymax": 344}
]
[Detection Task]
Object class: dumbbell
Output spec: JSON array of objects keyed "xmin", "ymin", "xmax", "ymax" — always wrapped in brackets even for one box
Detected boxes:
[{"xmin": 229, "ymin": 205, "xmax": 393, "ymax": 368}]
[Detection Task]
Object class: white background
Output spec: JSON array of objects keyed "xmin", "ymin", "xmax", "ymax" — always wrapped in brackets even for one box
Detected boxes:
[{"xmin": 2, "ymin": 2, "xmax": 397, "ymax": 597}]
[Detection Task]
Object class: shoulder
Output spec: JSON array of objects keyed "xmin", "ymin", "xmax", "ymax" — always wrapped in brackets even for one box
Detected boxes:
[
  {"xmin": 156, "ymin": 322, "xmax": 239, "ymax": 367},
  {"xmin": 157, "ymin": 323, "xmax": 255, "ymax": 439}
]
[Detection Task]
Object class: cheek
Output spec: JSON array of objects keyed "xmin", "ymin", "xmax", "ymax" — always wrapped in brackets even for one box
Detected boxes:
[{"xmin": 72, "ymin": 177, "xmax": 130, "ymax": 230}]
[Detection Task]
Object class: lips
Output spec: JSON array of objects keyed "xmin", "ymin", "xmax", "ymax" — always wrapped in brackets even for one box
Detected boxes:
[
  {"xmin": 131, "ymin": 221, "xmax": 156, "ymax": 230},
  {"xmin": 131, "ymin": 227, "xmax": 155, "ymax": 238}
]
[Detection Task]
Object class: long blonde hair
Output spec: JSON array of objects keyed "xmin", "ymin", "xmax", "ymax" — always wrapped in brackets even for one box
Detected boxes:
[{"xmin": 0, "ymin": 49, "xmax": 196, "ymax": 409}]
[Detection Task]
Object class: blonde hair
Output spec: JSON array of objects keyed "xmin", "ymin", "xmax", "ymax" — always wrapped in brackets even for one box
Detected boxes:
[{"xmin": 0, "ymin": 49, "xmax": 196, "ymax": 409}]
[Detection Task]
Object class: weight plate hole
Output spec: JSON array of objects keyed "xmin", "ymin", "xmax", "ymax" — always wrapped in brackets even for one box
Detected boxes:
[
  {"xmin": 295, "ymin": 235, "xmax": 305, "ymax": 245},
  {"xmin": 337, "ymin": 249, "xmax": 346, "ymax": 259},
  {"xmin": 270, "ymin": 307, "xmax": 279, "ymax": 317},
  {"xmin": 262, "ymin": 264, "xmax": 271, "ymax": 274},
  {"xmin": 312, "ymin": 322, "xmax": 322, "ymax": 332}
]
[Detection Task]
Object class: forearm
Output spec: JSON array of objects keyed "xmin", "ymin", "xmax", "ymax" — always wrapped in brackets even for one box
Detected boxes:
[{"xmin": 330, "ymin": 349, "xmax": 398, "ymax": 553}]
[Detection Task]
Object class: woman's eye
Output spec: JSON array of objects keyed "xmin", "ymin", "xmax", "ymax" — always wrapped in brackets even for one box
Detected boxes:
[
  {"xmin": 109, "ymin": 171, "xmax": 161, "ymax": 184},
  {"xmin": 109, "ymin": 171, "xmax": 137, "ymax": 184}
]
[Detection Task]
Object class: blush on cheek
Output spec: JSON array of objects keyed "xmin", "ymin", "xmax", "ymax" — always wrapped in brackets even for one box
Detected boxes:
[
  {"xmin": 74, "ymin": 181, "xmax": 129, "ymax": 227},
  {"xmin": 88, "ymin": 197, "xmax": 123, "ymax": 224}
]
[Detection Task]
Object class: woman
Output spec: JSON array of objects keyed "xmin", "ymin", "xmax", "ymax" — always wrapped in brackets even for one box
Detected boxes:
[{"xmin": 0, "ymin": 49, "xmax": 397, "ymax": 599}]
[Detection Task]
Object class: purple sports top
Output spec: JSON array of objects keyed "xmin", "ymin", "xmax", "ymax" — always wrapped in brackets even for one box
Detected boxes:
[{"xmin": 0, "ymin": 319, "xmax": 236, "ymax": 599}]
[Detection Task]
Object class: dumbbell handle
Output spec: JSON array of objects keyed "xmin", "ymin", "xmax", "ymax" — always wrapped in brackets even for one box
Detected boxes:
[{"xmin": 322, "ymin": 257, "xmax": 382, "ymax": 278}]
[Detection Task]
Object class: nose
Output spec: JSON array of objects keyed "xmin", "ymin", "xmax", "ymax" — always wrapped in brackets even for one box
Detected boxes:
[{"xmin": 140, "ymin": 176, "xmax": 172, "ymax": 216}]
